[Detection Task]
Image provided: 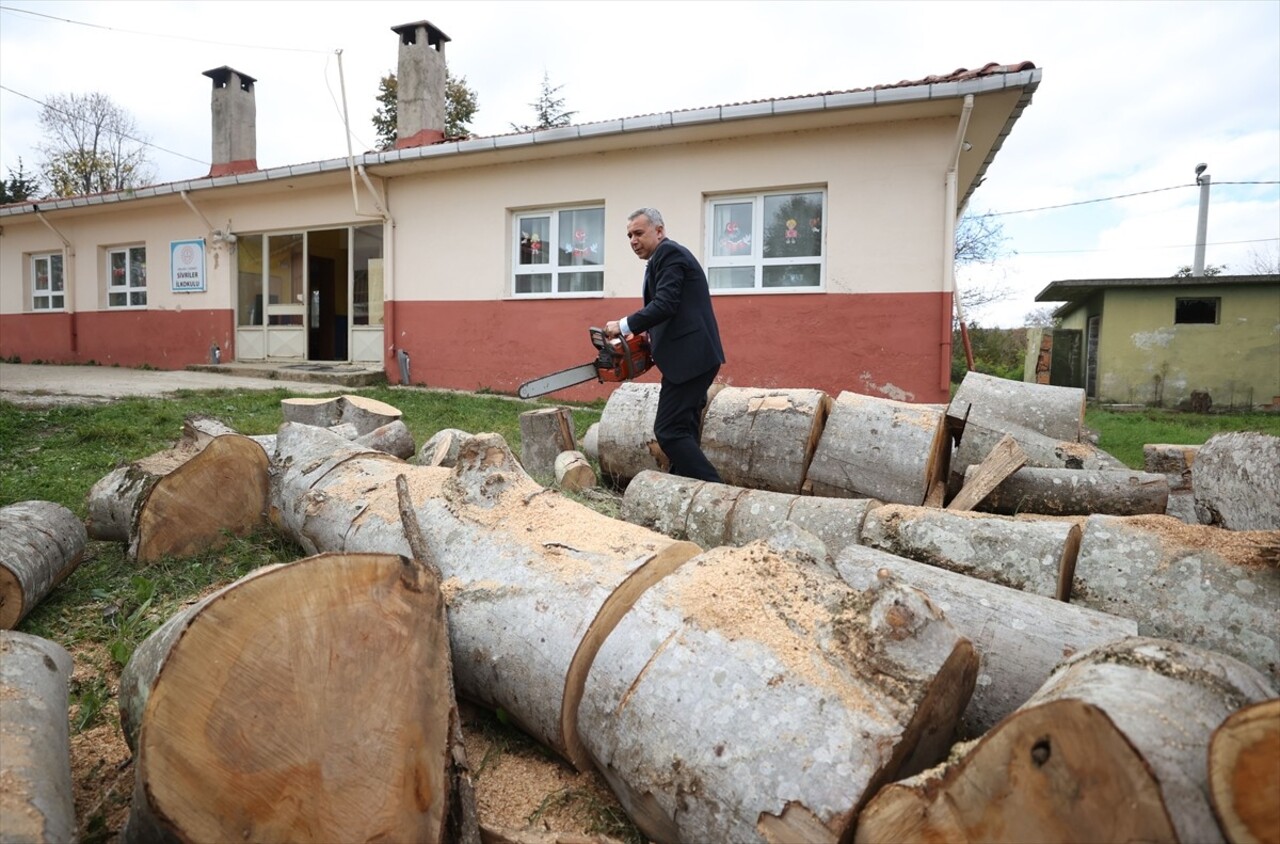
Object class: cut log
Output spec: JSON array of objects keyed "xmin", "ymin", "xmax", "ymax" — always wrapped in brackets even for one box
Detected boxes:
[
  {"xmin": 271, "ymin": 424, "xmax": 702, "ymax": 770},
  {"xmin": 520, "ymin": 407, "xmax": 577, "ymax": 478},
  {"xmin": 0, "ymin": 500, "xmax": 88, "ymax": 629},
  {"xmin": 946, "ymin": 433, "xmax": 1026, "ymax": 511},
  {"xmin": 0, "ymin": 630, "xmax": 76, "ymax": 844},
  {"xmin": 554, "ymin": 450, "xmax": 596, "ymax": 492},
  {"xmin": 1144, "ymin": 442, "xmax": 1199, "ymax": 489},
  {"xmin": 280, "ymin": 393, "xmax": 403, "ymax": 435},
  {"xmin": 86, "ymin": 433, "xmax": 270, "ymax": 562},
  {"xmin": 805, "ymin": 391, "xmax": 948, "ymax": 504},
  {"xmin": 971, "ymin": 465, "xmax": 1170, "ymax": 516},
  {"xmin": 1209, "ymin": 698, "xmax": 1280, "ymax": 844},
  {"xmin": 578, "ymin": 543, "xmax": 978, "ymax": 844},
  {"xmin": 699, "ymin": 386, "xmax": 830, "ymax": 493},
  {"xmin": 949, "ymin": 371, "xmax": 1085, "ymax": 442},
  {"xmin": 354, "ymin": 419, "xmax": 415, "ymax": 460},
  {"xmin": 119, "ymin": 552, "xmax": 457, "ymax": 843},
  {"xmin": 856, "ymin": 637, "xmax": 1276, "ymax": 844},
  {"xmin": 1071, "ymin": 514, "xmax": 1280, "ymax": 686},
  {"xmin": 581, "ymin": 422, "xmax": 599, "ymax": 462},
  {"xmin": 1193, "ymin": 432, "xmax": 1280, "ymax": 530},
  {"xmin": 859, "ymin": 503, "xmax": 1084, "ymax": 599},
  {"xmin": 621, "ymin": 469, "xmax": 879, "ymax": 556},
  {"xmin": 596, "ymin": 383, "xmax": 668, "ymax": 485},
  {"xmin": 834, "ymin": 543, "xmax": 1138, "ymax": 737},
  {"xmin": 949, "ymin": 420, "xmax": 1125, "ymax": 495},
  {"xmin": 418, "ymin": 428, "xmax": 473, "ymax": 468}
]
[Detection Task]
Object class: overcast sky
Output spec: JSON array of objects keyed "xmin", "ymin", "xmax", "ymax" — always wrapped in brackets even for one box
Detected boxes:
[{"xmin": 2, "ymin": 0, "xmax": 1277, "ymax": 326}]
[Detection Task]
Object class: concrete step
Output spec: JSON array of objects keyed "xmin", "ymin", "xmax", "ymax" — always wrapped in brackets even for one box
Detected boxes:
[{"xmin": 186, "ymin": 362, "xmax": 388, "ymax": 388}]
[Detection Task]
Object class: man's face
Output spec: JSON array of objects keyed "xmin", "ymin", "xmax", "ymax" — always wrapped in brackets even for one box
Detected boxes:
[{"xmin": 627, "ymin": 214, "xmax": 664, "ymax": 260}]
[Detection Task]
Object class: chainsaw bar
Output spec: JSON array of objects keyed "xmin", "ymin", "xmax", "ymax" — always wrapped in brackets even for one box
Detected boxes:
[{"xmin": 518, "ymin": 362, "xmax": 598, "ymax": 399}]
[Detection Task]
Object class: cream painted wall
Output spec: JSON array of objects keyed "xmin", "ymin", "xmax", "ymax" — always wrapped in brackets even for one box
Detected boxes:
[
  {"xmin": 387, "ymin": 117, "xmax": 956, "ymax": 303},
  {"xmin": 0, "ymin": 181, "xmax": 376, "ymax": 317}
]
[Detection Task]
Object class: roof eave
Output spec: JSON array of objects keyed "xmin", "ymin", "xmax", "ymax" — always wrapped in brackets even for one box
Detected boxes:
[{"xmin": 0, "ymin": 68, "xmax": 1042, "ymax": 220}]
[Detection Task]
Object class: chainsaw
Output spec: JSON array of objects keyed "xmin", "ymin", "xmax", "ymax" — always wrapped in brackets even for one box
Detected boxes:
[{"xmin": 518, "ymin": 327, "xmax": 653, "ymax": 399}]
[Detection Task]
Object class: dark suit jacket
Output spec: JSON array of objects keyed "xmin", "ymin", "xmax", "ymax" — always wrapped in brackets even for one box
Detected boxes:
[{"xmin": 625, "ymin": 238, "xmax": 725, "ymax": 384}]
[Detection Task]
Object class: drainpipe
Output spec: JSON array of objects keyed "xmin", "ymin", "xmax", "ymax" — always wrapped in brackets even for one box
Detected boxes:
[
  {"xmin": 942, "ymin": 95, "xmax": 974, "ymax": 391},
  {"xmin": 336, "ymin": 49, "xmax": 398, "ymax": 377},
  {"xmin": 34, "ymin": 207, "xmax": 78, "ymax": 353}
]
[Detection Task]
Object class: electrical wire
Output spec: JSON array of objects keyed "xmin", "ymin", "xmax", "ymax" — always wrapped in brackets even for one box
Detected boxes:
[
  {"xmin": 987, "ymin": 181, "xmax": 1280, "ymax": 217},
  {"xmin": 0, "ymin": 3, "xmax": 331, "ymax": 54},
  {"xmin": 0, "ymin": 84, "xmax": 208, "ymax": 166}
]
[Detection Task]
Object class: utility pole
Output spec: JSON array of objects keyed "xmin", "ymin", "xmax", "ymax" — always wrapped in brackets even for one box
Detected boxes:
[{"xmin": 1193, "ymin": 163, "xmax": 1210, "ymax": 276}]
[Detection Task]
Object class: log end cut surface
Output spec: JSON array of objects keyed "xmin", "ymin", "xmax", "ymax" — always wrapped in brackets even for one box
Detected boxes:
[
  {"xmin": 137, "ymin": 553, "xmax": 453, "ymax": 843},
  {"xmin": 1209, "ymin": 698, "xmax": 1280, "ymax": 844},
  {"xmin": 854, "ymin": 698, "xmax": 1178, "ymax": 844},
  {"xmin": 135, "ymin": 434, "xmax": 270, "ymax": 562}
]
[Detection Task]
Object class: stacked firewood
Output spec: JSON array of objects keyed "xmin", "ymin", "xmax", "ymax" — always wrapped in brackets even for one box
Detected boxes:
[{"xmin": 2, "ymin": 380, "xmax": 1277, "ymax": 843}]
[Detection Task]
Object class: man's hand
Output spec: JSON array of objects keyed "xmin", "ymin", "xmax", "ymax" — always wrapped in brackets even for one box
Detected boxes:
[{"xmin": 604, "ymin": 321, "xmax": 621, "ymax": 338}]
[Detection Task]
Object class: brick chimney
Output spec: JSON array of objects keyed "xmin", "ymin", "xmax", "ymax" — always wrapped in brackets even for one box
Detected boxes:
[
  {"xmin": 203, "ymin": 66, "xmax": 258, "ymax": 177},
  {"xmin": 391, "ymin": 20, "xmax": 450, "ymax": 148}
]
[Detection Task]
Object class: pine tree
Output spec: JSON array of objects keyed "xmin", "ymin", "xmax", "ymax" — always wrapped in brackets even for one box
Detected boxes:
[
  {"xmin": 510, "ymin": 72, "xmax": 577, "ymax": 132},
  {"xmin": 0, "ymin": 158, "xmax": 41, "ymax": 203}
]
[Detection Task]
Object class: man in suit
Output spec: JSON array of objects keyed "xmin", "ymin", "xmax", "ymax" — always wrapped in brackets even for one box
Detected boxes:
[{"xmin": 605, "ymin": 208, "xmax": 725, "ymax": 482}]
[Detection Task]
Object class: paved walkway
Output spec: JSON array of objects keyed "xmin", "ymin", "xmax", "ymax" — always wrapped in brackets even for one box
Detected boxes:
[{"xmin": 0, "ymin": 363, "xmax": 343, "ymax": 406}]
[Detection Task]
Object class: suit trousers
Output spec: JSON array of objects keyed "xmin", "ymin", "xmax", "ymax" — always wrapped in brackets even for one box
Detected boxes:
[{"xmin": 653, "ymin": 366, "xmax": 722, "ymax": 483}]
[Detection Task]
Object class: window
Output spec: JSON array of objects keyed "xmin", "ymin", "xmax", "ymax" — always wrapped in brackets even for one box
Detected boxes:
[
  {"xmin": 108, "ymin": 246, "xmax": 147, "ymax": 308},
  {"xmin": 513, "ymin": 206, "xmax": 604, "ymax": 296},
  {"xmin": 706, "ymin": 189, "xmax": 825, "ymax": 291},
  {"xmin": 1175, "ymin": 297, "xmax": 1219, "ymax": 324},
  {"xmin": 32, "ymin": 253, "xmax": 65, "ymax": 310}
]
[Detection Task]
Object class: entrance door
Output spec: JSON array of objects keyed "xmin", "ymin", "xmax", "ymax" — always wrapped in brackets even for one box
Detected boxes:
[{"xmin": 306, "ymin": 228, "xmax": 350, "ymax": 362}]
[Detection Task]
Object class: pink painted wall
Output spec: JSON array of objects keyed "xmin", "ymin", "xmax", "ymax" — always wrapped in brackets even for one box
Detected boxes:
[{"xmin": 391, "ymin": 291, "xmax": 952, "ymax": 405}]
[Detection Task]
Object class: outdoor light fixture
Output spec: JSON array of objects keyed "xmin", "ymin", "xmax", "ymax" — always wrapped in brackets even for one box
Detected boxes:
[{"xmin": 1195, "ymin": 162, "xmax": 1208, "ymax": 185}]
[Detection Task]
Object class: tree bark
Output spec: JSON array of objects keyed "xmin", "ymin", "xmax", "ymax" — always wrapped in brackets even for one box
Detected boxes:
[
  {"xmin": 0, "ymin": 500, "xmax": 87, "ymax": 629},
  {"xmin": 949, "ymin": 371, "xmax": 1085, "ymax": 443},
  {"xmin": 621, "ymin": 469, "xmax": 879, "ymax": 556},
  {"xmin": 0, "ymin": 630, "xmax": 76, "ymax": 844},
  {"xmin": 597, "ymin": 383, "xmax": 668, "ymax": 485},
  {"xmin": 354, "ymin": 419, "xmax": 416, "ymax": 460},
  {"xmin": 948, "ymin": 421, "xmax": 1124, "ymax": 495},
  {"xmin": 700, "ymin": 386, "xmax": 830, "ymax": 493},
  {"xmin": 806, "ymin": 391, "xmax": 948, "ymax": 504},
  {"xmin": 554, "ymin": 450, "xmax": 596, "ymax": 492},
  {"xmin": 418, "ymin": 428, "xmax": 473, "ymax": 468},
  {"xmin": 86, "ymin": 433, "xmax": 270, "ymax": 562},
  {"xmin": 582, "ymin": 423, "xmax": 600, "ymax": 462},
  {"xmin": 971, "ymin": 465, "xmax": 1170, "ymax": 516},
  {"xmin": 271, "ymin": 423, "xmax": 702, "ymax": 770},
  {"xmin": 1071, "ymin": 514, "xmax": 1280, "ymax": 686},
  {"xmin": 578, "ymin": 544, "xmax": 978, "ymax": 844},
  {"xmin": 520, "ymin": 407, "xmax": 576, "ymax": 478},
  {"xmin": 1193, "ymin": 432, "xmax": 1280, "ymax": 530},
  {"xmin": 1208, "ymin": 698, "xmax": 1280, "ymax": 844},
  {"xmin": 834, "ymin": 543, "xmax": 1137, "ymax": 738},
  {"xmin": 856, "ymin": 637, "xmax": 1276, "ymax": 844},
  {"xmin": 859, "ymin": 503, "xmax": 1084, "ymax": 599},
  {"xmin": 119, "ymin": 552, "xmax": 458, "ymax": 844},
  {"xmin": 280, "ymin": 394, "xmax": 403, "ymax": 435},
  {"xmin": 270, "ymin": 427, "xmax": 983, "ymax": 841}
]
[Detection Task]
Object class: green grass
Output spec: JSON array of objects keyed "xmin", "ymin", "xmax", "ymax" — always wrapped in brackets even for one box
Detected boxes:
[
  {"xmin": 0, "ymin": 385, "xmax": 603, "ymax": 693},
  {"xmin": 1085, "ymin": 407, "xmax": 1280, "ymax": 469}
]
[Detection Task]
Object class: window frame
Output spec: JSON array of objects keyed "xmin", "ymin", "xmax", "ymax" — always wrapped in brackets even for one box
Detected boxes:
[
  {"xmin": 1174, "ymin": 297, "xmax": 1220, "ymax": 325},
  {"xmin": 704, "ymin": 188, "xmax": 827, "ymax": 294},
  {"xmin": 511, "ymin": 205, "xmax": 606, "ymax": 298},
  {"xmin": 31, "ymin": 252, "xmax": 66, "ymax": 311},
  {"xmin": 107, "ymin": 245, "xmax": 148, "ymax": 310}
]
